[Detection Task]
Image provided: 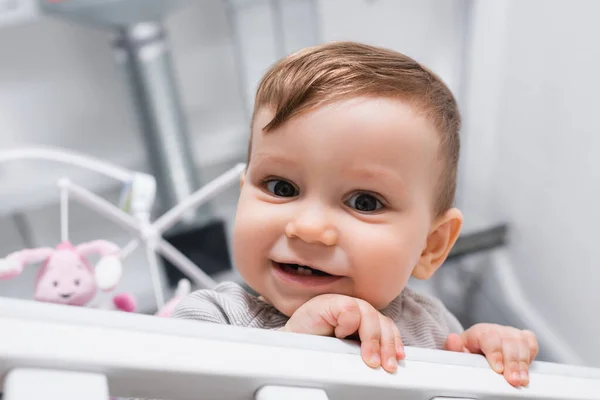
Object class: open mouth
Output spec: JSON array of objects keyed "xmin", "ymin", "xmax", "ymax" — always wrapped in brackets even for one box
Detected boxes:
[
  {"xmin": 278, "ymin": 262, "xmax": 332, "ymax": 277},
  {"xmin": 271, "ymin": 260, "xmax": 342, "ymax": 286}
]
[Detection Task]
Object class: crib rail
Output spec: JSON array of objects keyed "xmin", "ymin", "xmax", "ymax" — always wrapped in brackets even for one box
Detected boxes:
[{"xmin": 0, "ymin": 298, "xmax": 599, "ymax": 400}]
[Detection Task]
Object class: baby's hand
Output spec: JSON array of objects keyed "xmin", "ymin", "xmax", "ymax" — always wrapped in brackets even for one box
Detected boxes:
[
  {"xmin": 281, "ymin": 294, "xmax": 404, "ymax": 372},
  {"xmin": 444, "ymin": 323, "xmax": 538, "ymax": 387}
]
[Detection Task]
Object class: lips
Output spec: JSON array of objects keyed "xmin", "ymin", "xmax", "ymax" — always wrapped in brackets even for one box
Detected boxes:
[
  {"xmin": 278, "ymin": 262, "xmax": 332, "ymax": 277},
  {"xmin": 271, "ymin": 260, "xmax": 342, "ymax": 287}
]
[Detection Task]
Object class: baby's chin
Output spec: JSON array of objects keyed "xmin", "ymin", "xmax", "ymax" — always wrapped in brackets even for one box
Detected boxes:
[{"xmin": 258, "ymin": 292, "xmax": 312, "ymax": 317}]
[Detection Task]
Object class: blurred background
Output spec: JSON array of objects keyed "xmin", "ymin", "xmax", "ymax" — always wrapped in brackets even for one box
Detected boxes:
[{"xmin": 0, "ymin": 0, "xmax": 597, "ymax": 369}]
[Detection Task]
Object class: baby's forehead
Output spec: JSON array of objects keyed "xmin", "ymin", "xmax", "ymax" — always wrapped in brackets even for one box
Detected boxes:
[
  {"xmin": 251, "ymin": 99, "xmax": 440, "ymax": 149},
  {"xmin": 250, "ymin": 99, "xmax": 442, "ymax": 184}
]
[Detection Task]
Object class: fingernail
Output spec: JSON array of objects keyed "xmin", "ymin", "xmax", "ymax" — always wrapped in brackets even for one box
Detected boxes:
[
  {"xmin": 512, "ymin": 372, "xmax": 520, "ymax": 383},
  {"xmin": 495, "ymin": 362, "xmax": 504, "ymax": 372},
  {"xmin": 397, "ymin": 343, "xmax": 405, "ymax": 357},
  {"xmin": 521, "ymin": 371, "xmax": 528, "ymax": 384},
  {"xmin": 387, "ymin": 357, "xmax": 397, "ymax": 369},
  {"xmin": 369, "ymin": 352, "xmax": 380, "ymax": 367}
]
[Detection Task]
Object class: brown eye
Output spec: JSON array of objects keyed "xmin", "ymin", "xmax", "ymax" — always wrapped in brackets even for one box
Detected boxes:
[
  {"xmin": 266, "ymin": 179, "xmax": 298, "ymax": 197},
  {"xmin": 346, "ymin": 193, "xmax": 383, "ymax": 212}
]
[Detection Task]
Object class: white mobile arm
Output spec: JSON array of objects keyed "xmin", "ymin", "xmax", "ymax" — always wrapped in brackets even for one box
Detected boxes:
[
  {"xmin": 0, "ymin": 147, "xmax": 139, "ymax": 182},
  {"xmin": 0, "ymin": 146, "xmax": 156, "ymax": 230},
  {"xmin": 59, "ymin": 179, "xmax": 218, "ymax": 299},
  {"xmin": 59, "ymin": 178, "xmax": 166, "ymax": 307},
  {"xmin": 59, "ymin": 163, "xmax": 247, "ymax": 290},
  {"xmin": 152, "ymin": 163, "xmax": 246, "ymax": 234},
  {"xmin": 116, "ymin": 162, "xmax": 246, "ymax": 288}
]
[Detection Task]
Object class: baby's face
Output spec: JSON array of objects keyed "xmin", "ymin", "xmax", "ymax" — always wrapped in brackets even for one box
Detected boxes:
[{"xmin": 233, "ymin": 97, "xmax": 442, "ymax": 316}]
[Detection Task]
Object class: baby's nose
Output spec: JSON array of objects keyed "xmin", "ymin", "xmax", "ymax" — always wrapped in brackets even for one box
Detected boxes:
[{"xmin": 285, "ymin": 209, "xmax": 339, "ymax": 246}]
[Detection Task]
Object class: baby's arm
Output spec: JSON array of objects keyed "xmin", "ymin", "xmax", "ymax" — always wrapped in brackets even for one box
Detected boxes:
[
  {"xmin": 169, "ymin": 281, "xmax": 289, "ymax": 329},
  {"xmin": 404, "ymin": 289, "xmax": 538, "ymax": 387},
  {"xmin": 170, "ymin": 288, "xmax": 230, "ymax": 324}
]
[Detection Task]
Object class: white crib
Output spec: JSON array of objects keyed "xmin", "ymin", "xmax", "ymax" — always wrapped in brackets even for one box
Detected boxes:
[{"xmin": 0, "ymin": 297, "xmax": 599, "ymax": 400}]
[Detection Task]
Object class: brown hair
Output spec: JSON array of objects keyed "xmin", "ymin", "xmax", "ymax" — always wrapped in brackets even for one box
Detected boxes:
[{"xmin": 250, "ymin": 41, "xmax": 461, "ymax": 216}]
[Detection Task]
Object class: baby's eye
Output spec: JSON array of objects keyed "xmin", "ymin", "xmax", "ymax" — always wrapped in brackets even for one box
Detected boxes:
[
  {"xmin": 346, "ymin": 193, "xmax": 383, "ymax": 212},
  {"xmin": 265, "ymin": 179, "xmax": 298, "ymax": 197}
]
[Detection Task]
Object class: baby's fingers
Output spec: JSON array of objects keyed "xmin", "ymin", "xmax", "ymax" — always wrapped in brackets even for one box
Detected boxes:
[
  {"xmin": 379, "ymin": 315, "xmax": 399, "ymax": 373},
  {"xmin": 332, "ymin": 298, "xmax": 361, "ymax": 339},
  {"xmin": 444, "ymin": 333, "xmax": 467, "ymax": 353},
  {"xmin": 516, "ymin": 336, "xmax": 532, "ymax": 387},
  {"xmin": 477, "ymin": 330, "xmax": 505, "ymax": 375},
  {"xmin": 523, "ymin": 330, "xmax": 539, "ymax": 363},
  {"xmin": 392, "ymin": 322, "xmax": 405, "ymax": 360},
  {"xmin": 356, "ymin": 302, "xmax": 382, "ymax": 369},
  {"xmin": 502, "ymin": 337, "xmax": 530, "ymax": 387}
]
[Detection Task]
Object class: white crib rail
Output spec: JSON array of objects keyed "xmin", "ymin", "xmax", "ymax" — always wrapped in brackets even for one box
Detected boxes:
[{"xmin": 0, "ymin": 297, "xmax": 599, "ymax": 400}]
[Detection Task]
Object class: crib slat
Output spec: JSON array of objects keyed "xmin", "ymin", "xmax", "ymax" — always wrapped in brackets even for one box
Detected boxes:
[
  {"xmin": 3, "ymin": 369, "xmax": 109, "ymax": 400},
  {"xmin": 255, "ymin": 386, "xmax": 329, "ymax": 400}
]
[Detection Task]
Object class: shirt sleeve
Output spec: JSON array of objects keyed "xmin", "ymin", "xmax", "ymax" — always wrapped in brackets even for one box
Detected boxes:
[
  {"xmin": 387, "ymin": 286, "xmax": 464, "ymax": 349},
  {"xmin": 171, "ymin": 285, "xmax": 232, "ymax": 324},
  {"xmin": 170, "ymin": 282, "xmax": 289, "ymax": 329}
]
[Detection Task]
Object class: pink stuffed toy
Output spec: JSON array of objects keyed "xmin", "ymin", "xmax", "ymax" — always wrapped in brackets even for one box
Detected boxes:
[
  {"xmin": 108, "ymin": 278, "xmax": 191, "ymax": 317},
  {"xmin": 0, "ymin": 240, "xmax": 135, "ymax": 312}
]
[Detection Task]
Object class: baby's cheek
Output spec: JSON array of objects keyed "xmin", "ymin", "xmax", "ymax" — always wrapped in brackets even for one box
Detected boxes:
[
  {"xmin": 233, "ymin": 192, "xmax": 286, "ymax": 285},
  {"xmin": 234, "ymin": 194, "xmax": 278, "ymax": 248},
  {"xmin": 352, "ymin": 224, "xmax": 414, "ymax": 266},
  {"xmin": 232, "ymin": 202, "xmax": 266, "ymax": 269},
  {"xmin": 350, "ymin": 225, "xmax": 419, "ymax": 306}
]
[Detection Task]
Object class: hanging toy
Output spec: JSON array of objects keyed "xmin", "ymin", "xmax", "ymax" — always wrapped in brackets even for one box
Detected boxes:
[{"xmin": 0, "ymin": 240, "xmax": 135, "ymax": 312}]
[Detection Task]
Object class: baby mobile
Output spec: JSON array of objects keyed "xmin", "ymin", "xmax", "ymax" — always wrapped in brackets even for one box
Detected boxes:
[{"xmin": 0, "ymin": 147, "xmax": 244, "ymax": 316}]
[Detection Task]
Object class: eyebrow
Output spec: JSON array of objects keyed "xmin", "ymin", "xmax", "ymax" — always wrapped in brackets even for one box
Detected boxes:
[
  {"xmin": 345, "ymin": 165, "xmax": 408, "ymax": 193},
  {"xmin": 250, "ymin": 153, "xmax": 297, "ymax": 169}
]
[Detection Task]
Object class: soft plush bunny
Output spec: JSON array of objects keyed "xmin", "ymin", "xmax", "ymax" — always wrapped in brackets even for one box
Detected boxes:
[
  {"xmin": 0, "ymin": 240, "xmax": 135, "ymax": 311},
  {"xmin": 103, "ymin": 278, "xmax": 191, "ymax": 317}
]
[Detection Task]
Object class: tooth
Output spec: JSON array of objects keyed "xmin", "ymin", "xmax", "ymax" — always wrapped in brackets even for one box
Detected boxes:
[{"xmin": 297, "ymin": 266, "xmax": 312, "ymax": 275}]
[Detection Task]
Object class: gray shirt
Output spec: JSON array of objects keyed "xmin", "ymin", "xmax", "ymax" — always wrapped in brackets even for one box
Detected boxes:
[{"xmin": 173, "ymin": 281, "xmax": 463, "ymax": 349}]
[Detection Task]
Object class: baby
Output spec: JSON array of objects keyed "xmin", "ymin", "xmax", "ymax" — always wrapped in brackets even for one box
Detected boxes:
[{"xmin": 174, "ymin": 41, "xmax": 538, "ymax": 387}]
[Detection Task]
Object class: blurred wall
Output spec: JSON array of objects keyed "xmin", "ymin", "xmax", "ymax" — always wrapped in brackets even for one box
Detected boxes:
[
  {"xmin": 317, "ymin": 0, "xmax": 467, "ymax": 104},
  {"xmin": 460, "ymin": 0, "xmax": 600, "ymax": 367}
]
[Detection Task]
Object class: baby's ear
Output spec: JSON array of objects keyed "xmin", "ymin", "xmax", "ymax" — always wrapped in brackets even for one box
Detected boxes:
[{"xmin": 412, "ymin": 208, "xmax": 463, "ymax": 280}]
